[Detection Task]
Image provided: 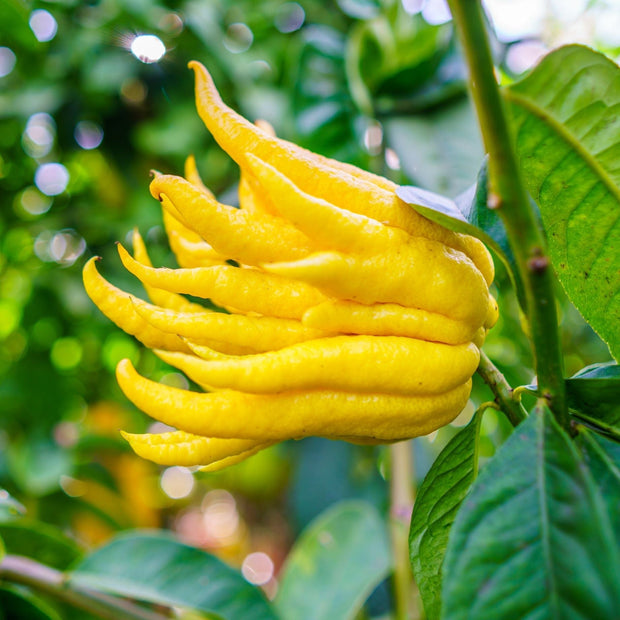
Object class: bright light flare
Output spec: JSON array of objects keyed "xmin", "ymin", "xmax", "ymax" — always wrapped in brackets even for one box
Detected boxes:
[{"xmin": 130, "ymin": 34, "xmax": 166, "ymax": 64}]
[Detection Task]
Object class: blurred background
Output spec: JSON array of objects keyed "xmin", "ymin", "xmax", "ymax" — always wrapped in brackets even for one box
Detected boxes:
[{"xmin": 0, "ymin": 0, "xmax": 617, "ymax": 613}]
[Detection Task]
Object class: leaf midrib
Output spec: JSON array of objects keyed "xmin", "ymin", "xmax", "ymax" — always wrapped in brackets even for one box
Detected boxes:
[{"xmin": 502, "ymin": 89, "xmax": 620, "ymax": 208}]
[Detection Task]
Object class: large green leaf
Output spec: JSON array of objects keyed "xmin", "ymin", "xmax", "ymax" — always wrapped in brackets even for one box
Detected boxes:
[
  {"xmin": 409, "ymin": 412, "xmax": 482, "ymax": 620},
  {"xmin": 576, "ymin": 430, "xmax": 620, "ymax": 541},
  {"xmin": 566, "ymin": 362, "xmax": 620, "ymax": 438},
  {"xmin": 442, "ymin": 404, "xmax": 620, "ymax": 619},
  {"xmin": 69, "ymin": 531, "xmax": 275, "ymax": 620},
  {"xmin": 504, "ymin": 45, "xmax": 620, "ymax": 361},
  {"xmin": 0, "ymin": 520, "xmax": 82, "ymax": 570},
  {"xmin": 274, "ymin": 500, "xmax": 390, "ymax": 620}
]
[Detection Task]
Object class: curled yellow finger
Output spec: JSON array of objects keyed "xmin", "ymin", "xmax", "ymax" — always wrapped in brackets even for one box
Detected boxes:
[
  {"xmin": 245, "ymin": 154, "xmax": 398, "ymax": 253},
  {"xmin": 132, "ymin": 296, "xmax": 328, "ymax": 352},
  {"xmin": 302, "ymin": 300, "xmax": 477, "ymax": 345},
  {"xmin": 82, "ymin": 257, "xmax": 190, "ymax": 353},
  {"xmin": 131, "ymin": 230, "xmax": 207, "ymax": 314},
  {"xmin": 117, "ymin": 358, "xmax": 472, "ymax": 441},
  {"xmin": 150, "ymin": 174, "xmax": 316, "ymax": 265},
  {"xmin": 154, "ymin": 336, "xmax": 480, "ymax": 396},
  {"xmin": 118, "ymin": 243, "xmax": 328, "ymax": 319},
  {"xmin": 121, "ymin": 429, "xmax": 270, "ymax": 467}
]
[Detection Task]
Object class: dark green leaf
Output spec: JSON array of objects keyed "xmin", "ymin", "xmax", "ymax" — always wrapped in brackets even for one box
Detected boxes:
[
  {"xmin": 0, "ymin": 588, "xmax": 62, "ymax": 620},
  {"xmin": 504, "ymin": 45, "xmax": 620, "ymax": 361},
  {"xmin": 576, "ymin": 430, "xmax": 620, "ymax": 541},
  {"xmin": 409, "ymin": 411, "xmax": 482, "ymax": 620},
  {"xmin": 0, "ymin": 521, "xmax": 82, "ymax": 570},
  {"xmin": 443, "ymin": 404, "xmax": 620, "ymax": 619},
  {"xmin": 274, "ymin": 501, "xmax": 390, "ymax": 620},
  {"xmin": 567, "ymin": 362, "xmax": 620, "ymax": 437},
  {"xmin": 69, "ymin": 531, "xmax": 275, "ymax": 620}
]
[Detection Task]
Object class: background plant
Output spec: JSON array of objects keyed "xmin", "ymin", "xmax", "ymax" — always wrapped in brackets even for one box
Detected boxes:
[{"xmin": 0, "ymin": 0, "xmax": 619, "ymax": 619}]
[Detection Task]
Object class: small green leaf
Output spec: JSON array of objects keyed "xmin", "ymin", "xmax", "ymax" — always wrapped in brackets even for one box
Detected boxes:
[
  {"xmin": 274, "ymin": 500, "xmax": 390, "ymax": 620},
  {"xmin": 0, "ymin": 520, "xmax": 83, "ymax": 570},
  {"xmin": 409, "ymin": 411, "xmax": 482, "ymax": 620},
  {"xmin": 566, "ymin": 362, "xmax": 620, "ymax": 439},
  {"xmin": 504, "ymin": 45, "xmax": 620, "ymax": 361},
  {"xmin": 69, "ymin": 531, "xmax": 275, "ymax": 620},
  {"xmin": 576, "ymin": 431, "xmax": 620, "ymax": 541},
  {"xmin": 442, "ymin": 404, "xmax": 620, "ymax": 619}
]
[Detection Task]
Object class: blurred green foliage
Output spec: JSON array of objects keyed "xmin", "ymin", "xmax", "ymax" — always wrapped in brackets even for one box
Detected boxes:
[{"xmin": 0, "ymin": 1, "xmax": 615, "ymax": 617}]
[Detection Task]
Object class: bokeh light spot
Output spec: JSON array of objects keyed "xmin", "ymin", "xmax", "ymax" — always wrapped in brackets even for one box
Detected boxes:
[
  {"xmin": 51, "ymin": 337, "xmax": 83, "ymax": 371},
  {"xmin": 35, "ymin": 163, "xmax": 69, "ymax": 196},
  {"xmin": 18, "ymin": 186, "xmax": 52, "ymax": 217},
  {"xmin": 241, "ymin": 552, "xmax": 274, "ymax": 586},
  {"xmin": 275, "ymin": 3, "xmax": 305, "ymax": 33},
  {"xmin": 130, "ymin": 34, "xmax": 166, "ymax": 64},
  {"xmin": 75, "ymin": 121, "xmax": 104, "ymax": 149},
  {"xmin": 29, "ymin": 9, "xmax": 58, "ymax": 42},
  {"xmin": 0, "ymin": 300, "xmax": 21, "ymax": 339},
  {"xmin": 23, "ymin": 113, "xmax": 56, "ymax": 158},
  {"xmin": 0, "ymin": 47, "xmax": 16, "ymax": 78},
  {"xmin": 421, "ymin": 0, "xmax": 452, "ymax": 25},
  {"xmin": 160, "ymin": 466, "xmax": 194, "ymax": 499},
  {"xmin": 102, "ymin": 334, "xmax": 139, "ymax": 371},
  {"xmin": 224, "ymin": 23, "xmax": 253, "ymax": 53}
]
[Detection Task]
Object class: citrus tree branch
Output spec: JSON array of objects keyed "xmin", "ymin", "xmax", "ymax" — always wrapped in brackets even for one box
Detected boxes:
[
  {"xmin": 0, "ymin": 555, "xmax": 170, "ymax": 620},
  {"xmin": 446, "ymin": 0, "xmax": 569, "ymax": 431}
]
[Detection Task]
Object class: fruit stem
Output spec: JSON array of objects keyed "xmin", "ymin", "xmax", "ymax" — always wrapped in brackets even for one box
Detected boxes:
[
  {"xmin": 477, "ymin": 351, "xmax": 528, "ymax": 426},
  {"xmin": 446, "ymin": 0, "xmax": 570, "ymax": 432}
]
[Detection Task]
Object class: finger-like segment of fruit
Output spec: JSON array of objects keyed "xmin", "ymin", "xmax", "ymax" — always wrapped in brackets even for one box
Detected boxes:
[
  {"xmin": 162, "ymin": 209, "xmax": 226, "ymax": 268},
  {"xmin": 118, "ymin": 244, "xmax": 328, "ymax": 319},
  {"xmin": 302, "ymin": 300, "xmax": 477, "ymax": 345},
  {"xmin": 184, "ymin": 155, "xmax": 213, "ymax": 196},
  {"xmin": 485, "ymin": 294, "xmax": 499, "ymax": 329},
  {"xmin": 245, "ymin": 154, "xmax": 398, "ymax": 253},
  {"xmin": 238, "ymin": 173, "xmax": 278, "ymax": 215},
  {"xmin": 189, "ymin": 61, "xmax": 494, "ymax": 281},
  {"xmin": 150, "ymin": 174, "xmax": 316, "ymax": 265},
  {"xmin": 131, "ymin": 230, "xmax": 206, "ymax": 314},
  {"xmin": 155, "ymin": 336, "xmax": 480, "ymax": 396},
  {"xmin": 121, "ymin": 428, "xmax": 268, "ymax": 467},
  {"xmin": 116, "ymin": 359, "xmax": 472, "ymax": 441},
  {"xmin": 132, "ymin": 297, "xmax": 328, "ymax": 352},
  {"xmin": 82, "ymin": 257, "xmax": 191, "ymax": 353},
  {"xmin": 199, "ymin": 443, "xmax": 272, "ymax": 472},
  {"xmin": 264, "ymin": 244, "xmax": 489, "ymax": 326}
]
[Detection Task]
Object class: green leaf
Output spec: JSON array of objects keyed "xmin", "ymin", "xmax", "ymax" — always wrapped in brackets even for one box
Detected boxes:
[
  {"xmin": 69, "ymin": 531, "xmax": 275, "ymax": 620},
  {"xmin": 566, "ymin": 362, "xmax": 620, "ymax": 438},
  {"xmin": 442, "ymin": 404, "xmax": 620, "ymax": 619},
  {"xmin": 0, "ymin": 520, "xmax": 82, "ymax": 570},
  {"xmin": 576, "ymin": 431, "xmax": 620, "ymax": 541},
  {"xmin": 274, "ymin": 500, "xmax": 390, "ymax": 620},
  {"xmin": 409, "ymin": 411, "xmax": 482, "ymax": 620},
  {"xmin": 0, "ymin": 588, "xmax": 62, "ymax": 620},
  {"xmin": 504, "ymin": 45, "xmax": 620, "ymax": 361},
  {"xmin": 386, "ymin": 96, "xmax": 483, "ymax": 196}
]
